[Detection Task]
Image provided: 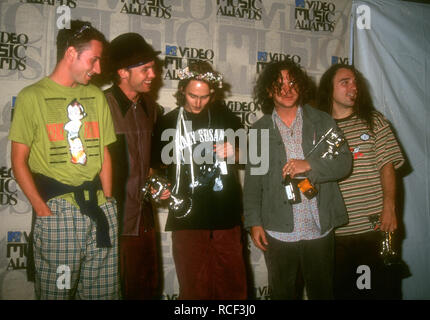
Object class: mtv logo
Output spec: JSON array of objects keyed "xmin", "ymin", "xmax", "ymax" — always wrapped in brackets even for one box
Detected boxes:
[
  {"xmin": 11, "ymin": 96, "xmax": 17, "ymax": 122},
  {"xmin": 295, "ymin": 0, "xmax": 305, "ymax": 8},
  {"xmin": 331, "ymin": 56, "xmax": 349, "ymax": 65},
  {"xmin": 166, "ymin": 45, "xmax": 177, "ymax": 56},
  {"xmin": 8, "ymin": 231, "xmax": 21, "ymax": 243},
  {"xmin": 257, "ymin": 51, "xmax": 268, "ymax": 62}
]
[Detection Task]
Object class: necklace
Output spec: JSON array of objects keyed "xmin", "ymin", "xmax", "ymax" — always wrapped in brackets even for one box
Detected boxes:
[
  {"xmin": 173, "ymin": 107, "xmax": 211, "ymax": 194},
  {"xmin": 173, "ymin": 106, "xmax": 214, "ymax": 194}
]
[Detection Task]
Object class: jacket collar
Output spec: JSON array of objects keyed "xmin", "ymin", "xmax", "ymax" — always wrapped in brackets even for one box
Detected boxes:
[
  {"xmin": 260, "ymin": 104, "xmax": 318, "ymax": 129},
  {"xmin": 265, "ymin": 104, "xmax": 318, "ymax": 156},
  {"xmin": 110, "ymin": 84, "xmax": 148, "ymax": 117}
]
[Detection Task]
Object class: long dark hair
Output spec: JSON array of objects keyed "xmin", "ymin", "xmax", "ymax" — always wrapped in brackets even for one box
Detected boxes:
[
  {"xmin": 316, "ymin": 64, "xmax": 376, "ymax": 131},
  {"xmin": 254, "ymin": 59, "xmax": 315, "ymax": 114}
]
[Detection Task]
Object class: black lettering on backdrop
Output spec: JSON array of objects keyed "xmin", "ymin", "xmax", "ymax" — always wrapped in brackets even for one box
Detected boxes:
[
  {"xmin": 0, "ymin": 167, "xmax": 18, "ymax": 206},
  {"xmin": 217, "ymin": 0, "xmax": 262, "ymax": 20},
  {"xmin": 120, "ymin": 0, "xmax": 172, "ymax": 19}
]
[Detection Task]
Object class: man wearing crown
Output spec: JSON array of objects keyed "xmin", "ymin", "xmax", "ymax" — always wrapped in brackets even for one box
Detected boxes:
[{"xmin": 152, "ymin": 61, "xmax": 248, "ymax": 299}]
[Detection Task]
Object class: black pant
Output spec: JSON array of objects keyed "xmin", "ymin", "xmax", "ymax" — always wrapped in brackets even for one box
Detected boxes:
[
  {"xmin": 264, "ymin": 231, "xmax": 334, "ymax": 300},
  {"xmin": 334, "ymin": 232, "xmax": 402, "ymax": 300}
]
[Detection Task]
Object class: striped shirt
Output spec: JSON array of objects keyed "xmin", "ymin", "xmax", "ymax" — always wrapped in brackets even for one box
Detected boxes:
[
  {"xmin": 335, "ymin": 111, "xmax": 404, "ymax": 236},
  {"xmin": 267, "ymin": 107, "xmax": 330, "ymax": 242}
]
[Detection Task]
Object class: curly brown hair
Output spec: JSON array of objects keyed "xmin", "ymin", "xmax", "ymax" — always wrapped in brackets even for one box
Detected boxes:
[{"xmin": 254, "ymin": 60, "xmax": 315, "ymax": 114}]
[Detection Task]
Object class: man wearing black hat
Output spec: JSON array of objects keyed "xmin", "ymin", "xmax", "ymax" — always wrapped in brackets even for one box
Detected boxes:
[{"xmin": 104, "ymin": 32, "xmax": 161, "ymax": 299}]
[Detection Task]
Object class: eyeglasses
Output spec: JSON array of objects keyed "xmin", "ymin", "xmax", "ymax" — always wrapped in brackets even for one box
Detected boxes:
[
  {"xmin": 273, "ymin": 79, "xmax": 297, "ymax": 94},
  {"xmin": 66, "ymin": 24, "xmax": 91, "ymax": 48},
  {"xmin": 285, "ymin": 80, "xmax": 296, "ymax": 88}
]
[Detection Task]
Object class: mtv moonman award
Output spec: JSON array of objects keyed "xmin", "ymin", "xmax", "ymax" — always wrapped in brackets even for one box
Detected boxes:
[
  {"xmin": 141, "ymin": 175, "xmax": 192, "ymax": 219},
  {"xmin": 284, "ymin": 127, "xmax": 346, "ymax": 204}
]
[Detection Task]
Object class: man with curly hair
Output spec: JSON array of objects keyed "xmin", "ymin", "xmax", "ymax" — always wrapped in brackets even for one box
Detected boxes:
[
  {"xmin": 316, "ymin": 64, "xmax": 405, "ymax": 299},
  {"xmin": 244, "ymin": 60, "xmax": 352, "ymax": 299}
]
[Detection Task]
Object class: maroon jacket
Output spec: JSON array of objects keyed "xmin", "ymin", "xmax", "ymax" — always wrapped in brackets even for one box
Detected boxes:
[{"xmin": 104, "ymin": 85, "xmax": 158, "ymax": 236}]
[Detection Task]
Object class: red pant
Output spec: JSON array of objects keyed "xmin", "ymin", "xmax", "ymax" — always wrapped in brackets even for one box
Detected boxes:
[
  {"xmin": 120, "ymin": 220, "xmax": 160, "ymax": 300},
  {"xmin": 172, "ymin": 226, "xmax": 247, "ymax": 300}
]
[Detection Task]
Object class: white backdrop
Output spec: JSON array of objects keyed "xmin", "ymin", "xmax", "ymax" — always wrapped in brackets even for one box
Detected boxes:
[
  {"xmin": 353, "ymin": 0, "xmax": 430, "ymax": 299},
  {"xmin": 2, "ymin": 0, "xmax": 354, "ymax": 299}
]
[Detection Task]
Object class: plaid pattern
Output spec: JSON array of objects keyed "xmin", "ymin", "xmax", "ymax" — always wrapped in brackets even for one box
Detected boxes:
[{"xmin": 33, "ymin": 198, "xmax": 120, "ymax": 300}]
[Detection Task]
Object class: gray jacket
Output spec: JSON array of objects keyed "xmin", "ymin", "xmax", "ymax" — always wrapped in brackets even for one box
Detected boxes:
[{"xmin": 243, "ymin": 105, "xmax": 352, "ymax": 234}]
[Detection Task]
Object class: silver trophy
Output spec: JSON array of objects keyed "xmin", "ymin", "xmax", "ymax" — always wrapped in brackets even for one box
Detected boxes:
[
  {"xmin": 368, "ymin": 215, "xmax": 400, "ymax": 266},
  {"xmin": 321, "ymin": 128, "xmax": 345, "ymax": 159},
  {"xmin": 380, "ymin": 231, "xmax": 399, "ymax": 266},
  {"xmin": 287, "ymin": 127, "xmax": 345, "ymax": 202},
  {"xmin": 305, "ymin": 127, "xmax": 346, "ymax": 159},
  {"xmin": 368, "ymin": 215, "xmax": 410, "ymax": 272},
  {"xmin": 141, "ymin": 175, "xmax": 192, "ymax": 219}
]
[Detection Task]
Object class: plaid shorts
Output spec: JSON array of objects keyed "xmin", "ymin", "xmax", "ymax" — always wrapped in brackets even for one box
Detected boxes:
[{"xmin": 33, "ymin": 198, "xmax": 120, "ymax": 300}]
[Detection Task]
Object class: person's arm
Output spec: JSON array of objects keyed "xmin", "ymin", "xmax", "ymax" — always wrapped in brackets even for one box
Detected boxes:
[
  {"xmin": 251, "ymin": 226, "xmax": 268, "ymax": 251},
  {"xmin": 379, "ymin": 162, "xmax": 398, "ymax": 232},
  {"xmin": 306, "ymin": 122, "xmax": 352, "ymax": 183},
  {"xmin": 11, "ymin": 141, "xmax": 51, "ymax": 216},
  {"xmin": 243, "ymin": 127, "xmax": 266, "ymax": 251},
  {"xmin": 99, "ymin": 146, "xmax": 112, "ymax": 198},
  {"xmin": 282, "ymin": 159, "xmax": 311, "ymax": 178}
]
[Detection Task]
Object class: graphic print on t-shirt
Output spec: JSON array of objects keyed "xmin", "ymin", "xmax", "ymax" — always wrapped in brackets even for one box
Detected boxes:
[
  {"xmin": 64, "ymin": 99, "xmax": 87, "ymax": 165},
  {"xmin": 45, "ymin": 96, "xmax": 101, "ymax": 167},
  {"xmin": 177, "ymin": 127, "xmax": 227, "ymax": 192}
]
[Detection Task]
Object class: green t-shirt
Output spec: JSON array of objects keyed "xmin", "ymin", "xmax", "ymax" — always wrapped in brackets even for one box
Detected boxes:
[{"xmin": 9, "ymin": 77, "xmax": 116, "ymax": 205}]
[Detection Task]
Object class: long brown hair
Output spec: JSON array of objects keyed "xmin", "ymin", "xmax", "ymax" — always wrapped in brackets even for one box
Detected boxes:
[{"xmin": 316, "ymin": 64, "xmax": 376, "ymax": 131}]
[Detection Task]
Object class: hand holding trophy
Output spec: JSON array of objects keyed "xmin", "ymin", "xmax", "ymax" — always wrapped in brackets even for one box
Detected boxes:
[
  {"xmin": 141, "ymin": 175, "xmax": 192, "ymax": 219},
  {"xmin": 283, "ymin": 127, "xmax": 346, "ymax": 204},
  {"xmin": 368, "ymin": 215, "xmax": 410, "ymax": 277}
]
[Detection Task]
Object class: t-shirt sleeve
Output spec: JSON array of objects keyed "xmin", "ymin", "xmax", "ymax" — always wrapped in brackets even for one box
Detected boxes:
[
  {"xmin": 99, "ymin": 93, "xmax": 117, "ymax": 147},
  {"xmin": 8, "ymin": 89, "xmax": 35, "ymax": 147},
  {"xmin": 373, "ymin": 112, "xmax": 405, "ymax": 171}
]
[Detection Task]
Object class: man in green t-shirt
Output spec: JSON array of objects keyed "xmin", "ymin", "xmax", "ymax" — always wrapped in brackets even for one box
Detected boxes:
[{"xmin": 8, "ymin": 20, "xmax": 119, "ymax": 300}]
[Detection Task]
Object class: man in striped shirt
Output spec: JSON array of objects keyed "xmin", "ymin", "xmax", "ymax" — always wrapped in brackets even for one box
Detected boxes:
[{"xmin": 317, "ymin": 64, "xmax": 405, "ymax": 299}]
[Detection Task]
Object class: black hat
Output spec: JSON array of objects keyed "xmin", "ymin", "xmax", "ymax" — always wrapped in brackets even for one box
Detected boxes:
[{"xmin": 109, "ymin": 33, "xmax": 161, "ymax": 71}]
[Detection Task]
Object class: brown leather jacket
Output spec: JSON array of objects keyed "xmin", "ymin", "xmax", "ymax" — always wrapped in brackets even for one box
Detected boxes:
[{"xmin": 104, "ymin": 85, "xmax": 158, "ymax": 236}]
